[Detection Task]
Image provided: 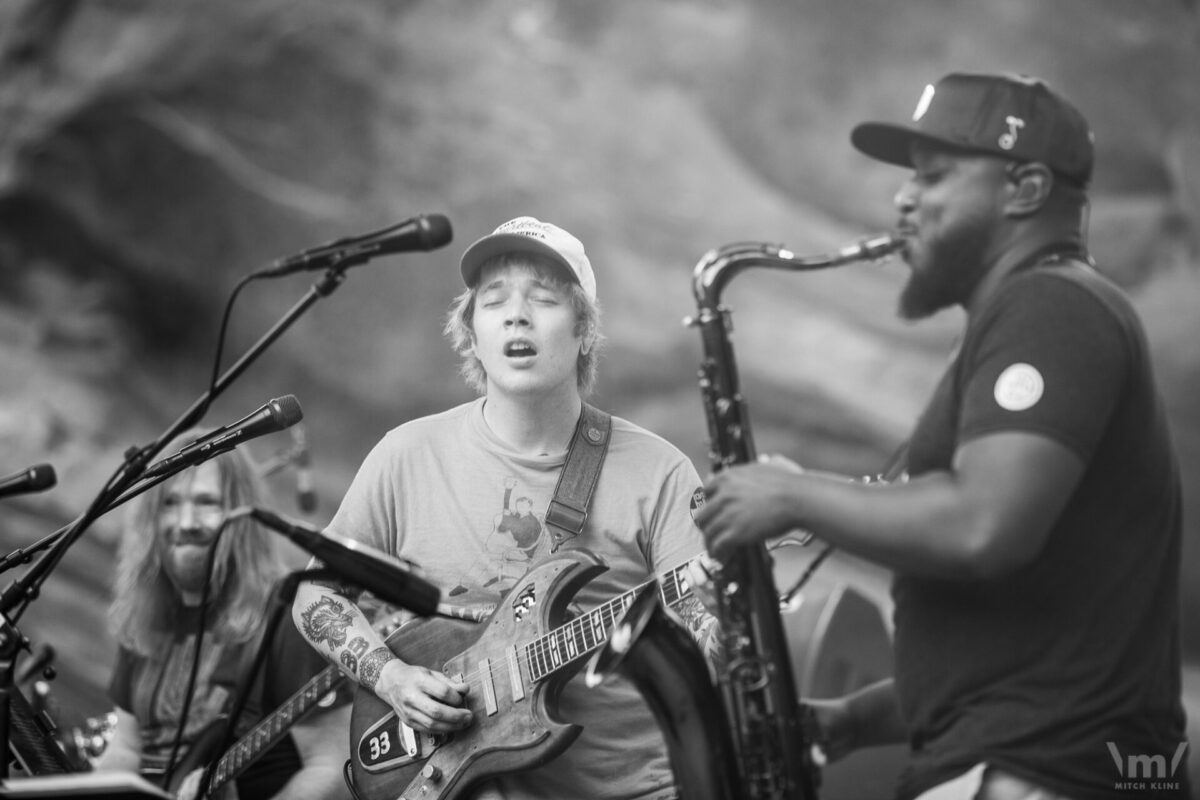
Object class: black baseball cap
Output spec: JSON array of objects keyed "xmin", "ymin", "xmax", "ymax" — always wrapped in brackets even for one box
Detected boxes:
[{"xmin": 851, "ymin": 72, "xmax": 1094, "ymax": 186}]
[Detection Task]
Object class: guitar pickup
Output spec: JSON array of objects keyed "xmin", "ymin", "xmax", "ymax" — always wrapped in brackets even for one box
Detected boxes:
[{"xmin": 356, "ymin": 713, "xmax": 446, "ymax": 773}]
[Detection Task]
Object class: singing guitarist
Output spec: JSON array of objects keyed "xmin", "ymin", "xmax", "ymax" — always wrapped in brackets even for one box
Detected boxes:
[
  {"xmin": 291, "ymin": 217, "xmax": 722, "ymax": 800},
  {"xmin": 95, "ymin": 434, "xmax": 352, "ymax": 799}
]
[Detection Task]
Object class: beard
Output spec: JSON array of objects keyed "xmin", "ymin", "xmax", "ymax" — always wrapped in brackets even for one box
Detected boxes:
[
  {"xmin": 161, "ymin": 540, "xmax": 217, "ymax": 601},
  {"xmin": 897, "ymin": 218, "xmax": 991, "ymax": 320},
  {"xmin": 899, "ymin": 260, "xmax": 966, "ymax": 320},
  {"xmin": 164, "ymin": 544, "xmax": 211, "ymax": 594}
]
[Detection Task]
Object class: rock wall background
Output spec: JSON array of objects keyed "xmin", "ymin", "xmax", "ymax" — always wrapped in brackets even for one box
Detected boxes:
[{"xmin": 2, "ymin": 0, "xmax": 1199, "ymax": 786}]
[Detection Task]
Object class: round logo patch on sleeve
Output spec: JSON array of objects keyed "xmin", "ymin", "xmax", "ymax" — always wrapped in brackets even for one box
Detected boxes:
[{"xmin": 993, "ymin": 362, "xmax": 1044, "ymax": 411}]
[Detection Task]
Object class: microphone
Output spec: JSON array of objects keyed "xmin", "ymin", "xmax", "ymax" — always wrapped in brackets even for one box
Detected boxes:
[
  {"xmin": 247, "ymin": 506, "xmax": 440, "ymax": 615},
  {"xmin": 264, "ymin": 213, "xmax": 453, "ymax": 277},
  {"xmin": 0, "ymin": 463, "xmax": 57, "ymax": 499},
  {"xmin": 142, "ymin": 395, "xmax": 304, "ymax": 480},
  {"xmin": 292, "ymin": 425, "xmax": 318, "ymax": 513}
]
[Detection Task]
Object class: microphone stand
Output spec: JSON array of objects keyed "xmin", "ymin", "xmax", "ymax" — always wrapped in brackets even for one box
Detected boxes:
[
  {"xmin": 193, "ymin": 566, "xmax": 368, "ymax": 799},
  {"xmin": 0, "ymin": 262, "xmax": 357, "ymax": 779},
  {"xmin": 0, "ymin": 613, "xmax": 21, "ymax": 781}
]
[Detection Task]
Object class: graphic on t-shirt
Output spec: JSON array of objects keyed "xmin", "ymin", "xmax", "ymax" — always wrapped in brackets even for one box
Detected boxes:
[
  {"xmin": 141, "ymin": 638, "xmax": 231, "ymax": 768},
  {"xmin": 449, "ymin": 477, "xmax": 549, "ymax": 599}
]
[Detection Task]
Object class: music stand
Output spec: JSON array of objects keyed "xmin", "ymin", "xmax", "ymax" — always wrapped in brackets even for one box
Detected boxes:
[{"xmin": 0, "ymin": 771, "xmax": 170, "ymax": 798}]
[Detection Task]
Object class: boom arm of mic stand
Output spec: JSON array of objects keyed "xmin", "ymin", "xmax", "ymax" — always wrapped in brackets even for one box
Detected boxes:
[
  {"xmin": 0, "ymin": 264, "xmax": 353, "ymax": 619},
  {"xmin": 278, "ymin": 563, "xmax": 438, "ymax": 616},
  {"xmin": 135, "ymin": 267, "xmax": 349, "ymax": 476},
  {"xmin": 276, "ymin": 568, "xmax": 348, "ymax": 604}
]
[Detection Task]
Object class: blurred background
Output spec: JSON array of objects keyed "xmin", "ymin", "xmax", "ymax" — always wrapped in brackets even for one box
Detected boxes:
[{"xmin": 1, "ymin": 0, "xmax": 1198, "ymax": 794}]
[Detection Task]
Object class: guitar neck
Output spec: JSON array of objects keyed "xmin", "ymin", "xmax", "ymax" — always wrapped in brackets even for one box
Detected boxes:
[
  {"xmin": 204, "ymin": 664, "xmax": 344, "ymax": 795},
  {"xmin": 524, "ymin": 559, "xmax": 695, "ymax": 683}
]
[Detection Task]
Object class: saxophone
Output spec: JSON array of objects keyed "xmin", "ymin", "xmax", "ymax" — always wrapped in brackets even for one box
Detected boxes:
[{"xmin": 589, "ymin": 233, "xmax": 902, "ymax": 800}]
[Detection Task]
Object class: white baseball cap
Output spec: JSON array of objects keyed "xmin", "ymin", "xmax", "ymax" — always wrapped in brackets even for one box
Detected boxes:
[{"xmin": 459, "ymin": 216, "xmax": 596, "ymax": 301}]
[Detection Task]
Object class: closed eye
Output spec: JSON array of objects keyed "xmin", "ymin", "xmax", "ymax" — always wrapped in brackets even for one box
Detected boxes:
[{"xmin": 914, "ymin": 168, "xmax": 945, "ymax": 185}]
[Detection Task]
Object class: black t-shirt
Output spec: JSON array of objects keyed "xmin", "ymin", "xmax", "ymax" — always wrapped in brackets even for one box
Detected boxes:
[
  {"xmin": 109, "ymin": 603, "xmax": 338, "ymax": 797},
  {"xmin": 895, "ymin": 263, "xmax": 1189, "ymax": 799}
]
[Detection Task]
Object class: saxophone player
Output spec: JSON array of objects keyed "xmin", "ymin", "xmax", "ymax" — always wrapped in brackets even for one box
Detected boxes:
[{"xmin": 696, "ymin": 72, "xmax": 1191, "ymax": 800}]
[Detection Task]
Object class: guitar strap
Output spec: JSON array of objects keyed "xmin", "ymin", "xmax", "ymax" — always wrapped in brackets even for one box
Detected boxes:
[{"xmin": 544, "ymin": 403, "xmax": 612, "ymax": 553}]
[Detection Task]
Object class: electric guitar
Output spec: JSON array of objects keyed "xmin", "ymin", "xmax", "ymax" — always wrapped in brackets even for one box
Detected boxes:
[{"xmin": 346, "ymin": 549, "xmax": 700, "ymax": 800}]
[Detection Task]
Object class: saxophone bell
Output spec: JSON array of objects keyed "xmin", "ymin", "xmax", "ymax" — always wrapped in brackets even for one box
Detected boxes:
[{"xmin": 586, "ymin": 588, "xmax": 743, "ymax": 800}]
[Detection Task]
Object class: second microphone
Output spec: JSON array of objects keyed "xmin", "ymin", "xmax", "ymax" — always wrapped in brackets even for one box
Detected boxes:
[{"xmin": 142, "ymin": 395, "xmax": 304, "ymax": 480}]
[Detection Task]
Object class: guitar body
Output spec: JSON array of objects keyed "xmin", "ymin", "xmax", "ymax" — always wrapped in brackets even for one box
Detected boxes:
[{"xmin": 348, "ymin": 549, "xmax": 607, "ymax": 800}]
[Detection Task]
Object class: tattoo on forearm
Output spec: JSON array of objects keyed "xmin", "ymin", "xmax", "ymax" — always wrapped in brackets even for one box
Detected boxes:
[
  {"xmin": 300, "ymin": 595, "xmax": 356, "ymax": 651},
  {"xmin": 676, "ymin": 597, "xmax": 727, "ymax": 667},
  {"xmin": 675, "ymin": 596, "xmax": 706, "ymax": 631},
  {"xmin": 359, "ymin": 647, "xmax": 394, "ymax": 690},
  {"xmin": 699, "ymin": 618, "xmax": 727, "ymax": 667},
  {"xmin": 337, "ymin": 636, "xmax": 370, "ymax": 675}
]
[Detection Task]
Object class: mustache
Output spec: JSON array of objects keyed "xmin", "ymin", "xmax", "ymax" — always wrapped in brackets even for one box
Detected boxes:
[{"xmin": 163, "ymin": 527, "xmax": 220, "ymax": 546}]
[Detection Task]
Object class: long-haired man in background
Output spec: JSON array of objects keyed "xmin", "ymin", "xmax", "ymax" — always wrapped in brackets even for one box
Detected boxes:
[{"xmin": 96, "ymin": 431, "xmax": 351, "ymax": 799}]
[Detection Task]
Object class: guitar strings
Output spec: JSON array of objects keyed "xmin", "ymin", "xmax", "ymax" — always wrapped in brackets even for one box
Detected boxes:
[{"xmin": 433, "ymin": 564, "xmax": 694, "ymax": 696}]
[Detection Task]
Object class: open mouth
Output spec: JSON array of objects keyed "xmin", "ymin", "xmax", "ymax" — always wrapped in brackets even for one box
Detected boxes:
[{"xmin": 504, "ymin": 340, "xmax": 537, "ymax": 358}]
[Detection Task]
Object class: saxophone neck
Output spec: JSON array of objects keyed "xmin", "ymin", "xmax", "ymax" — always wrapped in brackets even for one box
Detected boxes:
[
  {"xmin": 690, "ymin": 233, "xmax": 904, "ymax": 309},
  {"xmin": 691, "ymin": 243, "xmax": 783, "ymax": 309},
  {"xmin": 836, "ymin": 232, "xmax": 905, "ymax": 262}
]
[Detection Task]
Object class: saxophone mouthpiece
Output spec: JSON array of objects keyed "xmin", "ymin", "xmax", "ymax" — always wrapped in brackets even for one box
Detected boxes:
[{"xmin": 841, "ymin": 233, "xmax": 905, "ymax": 262}]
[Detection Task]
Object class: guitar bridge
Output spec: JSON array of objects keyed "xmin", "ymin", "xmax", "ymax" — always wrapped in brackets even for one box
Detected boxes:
[{"xmin": 356, "ymin": 713, "xmax": 446, "ymax": 773}]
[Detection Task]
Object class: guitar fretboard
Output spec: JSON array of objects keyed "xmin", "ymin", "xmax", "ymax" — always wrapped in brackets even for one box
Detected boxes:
[
  {"xmin": 206, "ymin": 665, "xmax": 344, "ymax": 792},
  {"xmin": 524, "ymin": 560, "xmax": 694, "ymax": 682}
]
